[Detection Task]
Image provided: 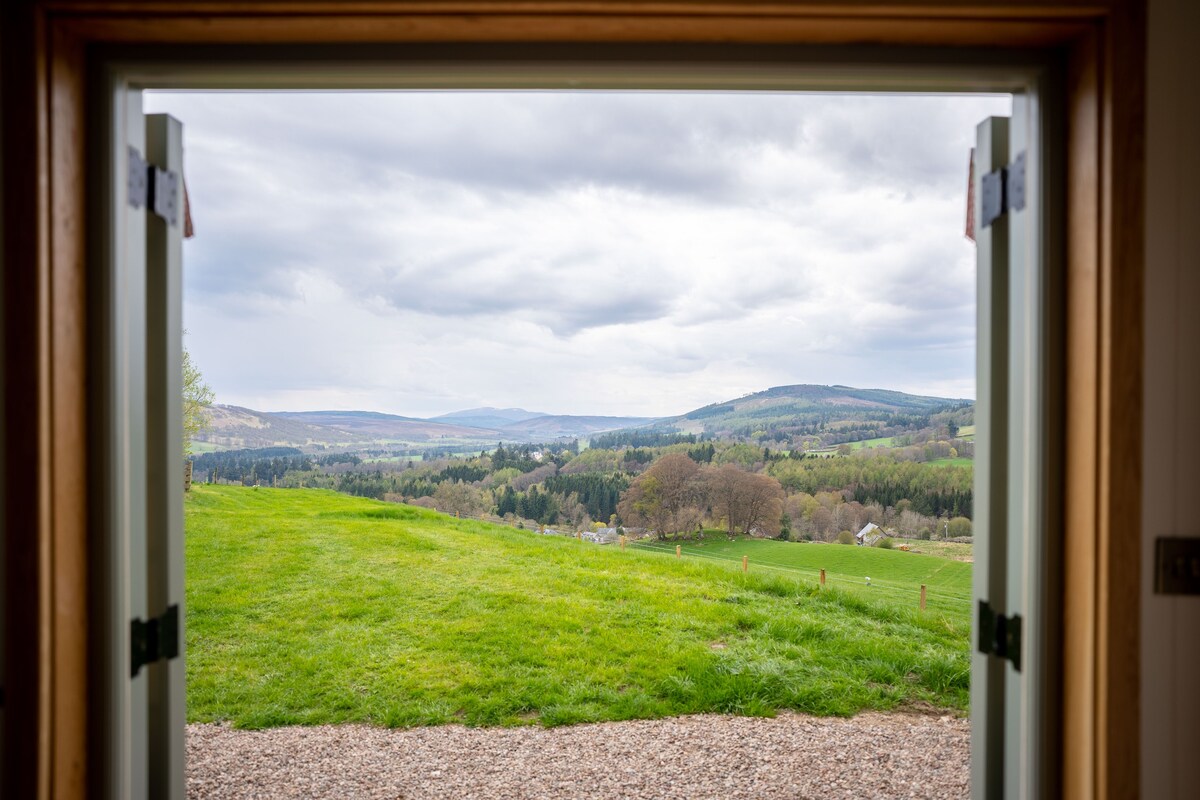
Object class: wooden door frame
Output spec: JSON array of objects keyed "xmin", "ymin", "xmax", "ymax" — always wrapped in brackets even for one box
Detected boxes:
[{"xmin": 1, "ymin": 2, "xmax": 1144, "ymax": 798}]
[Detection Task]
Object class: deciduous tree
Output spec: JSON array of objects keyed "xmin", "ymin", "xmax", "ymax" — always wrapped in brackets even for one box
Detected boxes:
[
  {"xmin": 183, "ymin": 343, "xmax": 215, "ymax": 456},
  {"xmin": 617, "ymin": 453, "xmax": 702, "ymax": 540},
  {"xmin": 705, "ymin": 464, "xmax": 785, "ymax": 539}
]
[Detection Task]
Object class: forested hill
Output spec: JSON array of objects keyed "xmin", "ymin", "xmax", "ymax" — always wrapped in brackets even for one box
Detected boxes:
[{"xmin": 658, "ymin": 384, "xmax": 973, "ymax": 445}]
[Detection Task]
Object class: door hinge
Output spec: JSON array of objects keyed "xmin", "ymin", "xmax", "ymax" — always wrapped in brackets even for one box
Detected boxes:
[
  {"xmin": 131, "ymin": 603, "xmax": 180, "ymax": 678},
  {"xmin": 980, "ymin": 150, "xmax": 1027, "ymax": 228},
  {"xmin": 126, "ymin": 145, "xmax": 180, "ymax": 227},
  {"xmin": 1154, "ymin": 537, "xmax": 1200, "ymax": 594},
  {"xmin": 977, "ymin": 600, "xmax": 1022, "ymax": 671}
]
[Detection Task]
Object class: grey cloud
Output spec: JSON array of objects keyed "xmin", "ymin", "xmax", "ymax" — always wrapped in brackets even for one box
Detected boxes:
[
  {"xmin": 805, "ymin": 95, "xmax": 1007, "ymax": 193},
  {"xmin": 161, "ymin": 92, "xmax": 816, "ymax": 203},
  {"xmin": 147, "ymin": 90, "xmax": 1006, "ymax": 416},
  {"xmin": 363, "ymin": 254, "xmax": 675, "ymax": 337}
]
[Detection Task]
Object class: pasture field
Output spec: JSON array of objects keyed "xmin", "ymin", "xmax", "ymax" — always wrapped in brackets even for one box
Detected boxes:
[
  {"xmin": 847, "ymin": 436, "xmax": 897, "ymax": 450},
  {"xmin": 630, "ymin": 538, "xmax": 971, "ymax": 618},
  {"xmin": 901, "ymin": 540, "xmax": 974, "ymax": 562},
  {"xmin": 927, "ymin": 457, "xmax": 974, "ymax": 467},
  {"xmin": 185, "ymin": 486, "xmax": 970, "ymax": 729}
]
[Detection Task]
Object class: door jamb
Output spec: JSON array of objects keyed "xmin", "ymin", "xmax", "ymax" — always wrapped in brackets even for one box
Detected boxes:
[{"xmin": 0, "ymin": 3, "xmax": 1143, "ymax": 799}]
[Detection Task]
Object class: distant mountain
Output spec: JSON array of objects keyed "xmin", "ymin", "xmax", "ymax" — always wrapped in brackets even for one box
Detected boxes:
[
  {"xmin": 431, "ymin": 407, "xmax": 549, "ymax": 429},
  {"xmin": 661, "ymin": 384, "xmax": 971, "ymax": 435},
  {"xmin": 194, "ymin": 385, "xmax": 970, "ymax": 452},
  {"xmin": 273, "ymin": 410, "xmax": 501, "ymax": 439},
  {"xmin": 500, "ymin": 414, "xmax": 657, "ymax": 439},
  {"xmin": 431, "ymin": 407, "xmax": 655, "ymax": 438},
  {"xmin": 195, "ymin": 405, "xmax": 502, "ymax": 450}
]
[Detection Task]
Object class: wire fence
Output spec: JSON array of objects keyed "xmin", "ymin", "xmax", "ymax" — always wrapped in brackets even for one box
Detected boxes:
[
  {"xmin": 416, "ymin": 506, "xmax": 972, "ymax": 618},
  {"xmin": 627, "ymin": 540, "xmax": 972, "ymax": 618}
]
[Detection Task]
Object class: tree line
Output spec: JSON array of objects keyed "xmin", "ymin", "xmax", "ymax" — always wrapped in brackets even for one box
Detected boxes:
[{"xmin": 193, "ymin": 431, "xmax": 973, "ymax": 540}]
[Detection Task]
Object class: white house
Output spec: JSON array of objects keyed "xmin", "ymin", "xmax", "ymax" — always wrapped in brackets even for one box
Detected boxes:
[{"xmin": 855, "ymin": 522, "xmax": 884, "ymax": 546}]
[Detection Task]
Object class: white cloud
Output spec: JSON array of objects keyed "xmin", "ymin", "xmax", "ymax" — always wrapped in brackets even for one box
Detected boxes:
[{"xmin": 150, "ymin": 90, "xmax": 1009, "ymax": 417}]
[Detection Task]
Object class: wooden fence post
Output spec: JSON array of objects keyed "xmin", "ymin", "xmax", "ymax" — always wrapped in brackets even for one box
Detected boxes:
[
  {"xmin": 676, "ymin": 545, "xmax": 681, "ymax": 558},
  {"xmin": 742, "ymin": 555, "xmax": 748, "ymax": 573},
  {"xmin": 620, "ymin": 535, "xmax": 626, "ymax": 550},
  {"xmin": 820, "ymin": 568, "xmax": 826, "ymax": 587},
  {"xmin": 920, "ymin": 584, "xmax": 927, "ymax": 611}
]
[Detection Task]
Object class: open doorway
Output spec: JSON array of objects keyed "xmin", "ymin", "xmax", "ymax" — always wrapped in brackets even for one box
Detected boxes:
[{"xmin": 133, "ymin": 84, "xmax": 1022, "ymax": 796}]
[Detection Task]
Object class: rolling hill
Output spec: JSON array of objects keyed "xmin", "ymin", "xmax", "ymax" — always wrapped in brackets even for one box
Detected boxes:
[
  {"xmin": 658, "ymin": 384, "xmax": 972, "ymax": 437},
  {"xmin": 194, "ymin": 385, "xmax": 972, "ymax": 452},
  {"xmin": 431, "ymin": 407, "xmax": 549, "ymax": 429},
  {"xmin": 194, "ymin": 405, "xmax": 503, "ymax": 450},
  {"xmin": 499, "ymin": 414, "xmax": 656, "ymax": 438},
  {"xmin": 274, "ymin": 410, "xmax": 502, "ymax": 439}
]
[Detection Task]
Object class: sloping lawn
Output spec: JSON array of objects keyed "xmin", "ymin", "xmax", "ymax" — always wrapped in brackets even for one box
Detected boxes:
[{"xmin": 185, "ymin": 486, "xmax": 970, "ymax": 729}]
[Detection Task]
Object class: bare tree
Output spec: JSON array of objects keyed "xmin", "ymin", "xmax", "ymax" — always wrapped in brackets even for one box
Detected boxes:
[{"xmin": 705, "ymin": 464, "xmax": 785, "ymax": 539}]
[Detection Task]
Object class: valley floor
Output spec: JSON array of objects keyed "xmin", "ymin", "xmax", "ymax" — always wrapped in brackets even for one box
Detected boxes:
[{"xmin": 187, "ymin": 711, "xmax": 968, "ymax": 800}]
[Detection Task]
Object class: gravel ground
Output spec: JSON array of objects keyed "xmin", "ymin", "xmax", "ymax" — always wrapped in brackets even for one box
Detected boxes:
[{"xmin": 188, "ymin": 712, "xmax": 969, "ymax": 799}]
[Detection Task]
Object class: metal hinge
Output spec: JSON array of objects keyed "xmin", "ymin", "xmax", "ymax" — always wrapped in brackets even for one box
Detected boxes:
[
  {"xmin": 980, "ymin": 150, "xmax": 1027, "ymax": 228},
  {"xmin": 1154, "ymin": 537, "xmax": 1200, "ymax": 594},
  {"xmin": 977, "ymin": 600, "xmax": 1022, "ymax": 671},
  {"xmin": 131, "ymin": 603, "xmax": 180, "ymax": 678},
  {"xmin": 127, "ymin": 145, "xmax": 180, "ymax": 227}
]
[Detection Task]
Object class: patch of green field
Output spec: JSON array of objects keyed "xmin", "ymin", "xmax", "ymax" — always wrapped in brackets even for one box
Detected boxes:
[
  {"xmin": 631, "ymin": 539, "xmax": 971, "ymax": 616},
  {"xmin": 189, "ymin": 441, "xmax": 224, "ymax": 454},
  {"xmin": 848, "ymin": 436, "xmax": 896, "ymax": 450},
  {"xmin": 185, "ymin": 486, "xmax": 969, "ymax": 729},
  {"xmin": 957, "ymin": 425, "xmax": 976, "ymax": 440},
  {"xmin": 927, "ymin": 457, "xmax": 974, "ymax": 467}
]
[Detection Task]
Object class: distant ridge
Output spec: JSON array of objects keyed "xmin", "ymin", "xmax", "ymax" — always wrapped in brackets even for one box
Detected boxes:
[
  {"xmin": 500, "ymin": 414, "xmax": 656, "ymax": 438},
  {"xmin": 194, "ymin": 385, "xmax": 972, "ymax": 451},
  {"xmin": 195, "ymin": 405, "xmax": 503, "ymax": 450},
  {"xmin": 659, "ymin": 384, "xmax": 971, "ymax": 436},
  {"xmin": 431, "ymin": 407, "xmax": 549, "ymax": 429}
]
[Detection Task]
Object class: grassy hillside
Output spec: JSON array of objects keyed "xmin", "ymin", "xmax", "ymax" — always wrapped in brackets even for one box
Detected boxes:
[{"xmin": 185, "ymin": 486, "xmax": 970, "ymax": 729}]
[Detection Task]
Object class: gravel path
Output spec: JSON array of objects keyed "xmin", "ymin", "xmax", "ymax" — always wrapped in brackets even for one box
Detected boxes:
[{"xmin": 188, "ymin": 712, "xmax": 969, "ymax": 799}]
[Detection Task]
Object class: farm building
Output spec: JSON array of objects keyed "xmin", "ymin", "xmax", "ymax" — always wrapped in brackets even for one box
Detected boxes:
[
  {"xmin": 581, "ymin": 527, "xmax": 620, "ymax": 544},
  {"xmin": 855, "ymin": 522, "xmax": 885, "ymax": 546}
]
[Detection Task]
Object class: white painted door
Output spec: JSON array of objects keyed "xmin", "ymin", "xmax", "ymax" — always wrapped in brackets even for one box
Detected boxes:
[
  {"xmin": 101, "ymin": 85, "xmax": 186, "ymax": 800},
  {"xmin": 971, "ymin": 95, "xmax": 1057, "ymax": 800}
]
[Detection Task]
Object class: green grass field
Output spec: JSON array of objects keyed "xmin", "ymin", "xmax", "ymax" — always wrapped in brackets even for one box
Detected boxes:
[
  {"xmin": 185, "ymin": 486, "xmax": 970, "ymax": 729},
  {"xmin": 927, "ymin": 456, "xmax": 974, "ymax": 467},
  {"xmin": 847, "ymin": 436, "xmax": 897, "ymax": 450},
  {"xmin": 630, "ymin": 538, "xmax": 971, "ymax": 617}
]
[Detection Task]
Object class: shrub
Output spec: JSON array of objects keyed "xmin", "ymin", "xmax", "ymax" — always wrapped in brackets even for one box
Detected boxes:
[
  {"xmin": 835, "ymin": 530, "xmax": 856, "ymax": 545},
  {"xmin": 874, "ymin": 537, "xmax": 894, "ymax": 549}
]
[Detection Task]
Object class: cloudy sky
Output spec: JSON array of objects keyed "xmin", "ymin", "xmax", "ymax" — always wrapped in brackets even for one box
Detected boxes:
[{"xmin": 145, "ymin": 91, "xmax": 1009, "ymax": 418}]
